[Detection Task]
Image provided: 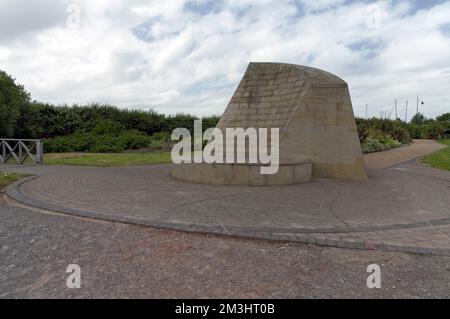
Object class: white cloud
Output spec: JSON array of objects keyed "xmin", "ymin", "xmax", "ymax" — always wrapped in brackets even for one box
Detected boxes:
[{"xmin": 0, "ymin": 0, "xmax": 449, "ymax": 119}]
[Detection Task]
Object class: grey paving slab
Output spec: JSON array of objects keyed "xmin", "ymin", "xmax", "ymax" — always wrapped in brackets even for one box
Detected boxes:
[
  {"xmin": 2, "ymin": 140, "xmax": 450, "ymax": 255},
  {"xmin": 1, "ymin": 198, "xmax": 449, "ymax": 298}
]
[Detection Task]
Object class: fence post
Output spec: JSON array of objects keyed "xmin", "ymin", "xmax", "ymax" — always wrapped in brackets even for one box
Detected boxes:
[
  {"xmin": 18, "ymin": 141, "xmax": 23, "ymax": 163},
  {"xmin": 1, "ymin": 140, "xmax": 4, "ymax": 164},
  {"xmin": 36, "ymin": 140, "xmax": 43, "ymax": 165}
]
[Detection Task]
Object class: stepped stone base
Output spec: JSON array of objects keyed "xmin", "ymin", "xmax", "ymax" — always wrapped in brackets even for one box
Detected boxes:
[{"xmin": 171, "ymin": 162, "xmax": 312, "ymax": 186}]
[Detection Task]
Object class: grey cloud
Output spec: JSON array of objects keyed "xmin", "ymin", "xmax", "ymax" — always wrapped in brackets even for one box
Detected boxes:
[{"xmin": 0, "ymin": 0, "xmax": 69, "ymax": 43}]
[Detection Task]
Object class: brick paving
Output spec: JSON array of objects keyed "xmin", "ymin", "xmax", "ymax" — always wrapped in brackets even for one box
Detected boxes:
[
  {"xmin": 1, "ymin": 140, "xmax": 449, "ymax": 255},
  {"xmin": 1, "ymin": 198, "xmax": 449, "ymax": 298}
]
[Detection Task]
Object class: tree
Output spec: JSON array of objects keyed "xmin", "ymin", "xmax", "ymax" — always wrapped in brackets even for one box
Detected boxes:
[
  {"xmin": 436, "ymin": 113, "xmax": 450, "ymax": 122},
  {"xmin": 0, "ymin": 70, "xmax": 30, "ymax": 137},
  {"xmin": 14, "ymin": 102, "xmax": 44, "ymax": 139},
  {"xmin": 411, "ymin": 112, "xmax": 426, "ymax": 125}
]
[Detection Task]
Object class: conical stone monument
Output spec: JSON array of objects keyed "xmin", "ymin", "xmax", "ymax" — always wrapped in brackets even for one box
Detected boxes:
[{"xmin": 172, "ymin": 62, "xmax": 367, "ymax": 185}]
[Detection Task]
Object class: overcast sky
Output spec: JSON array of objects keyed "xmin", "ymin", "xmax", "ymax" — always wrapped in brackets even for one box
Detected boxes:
[{"xmin": 1, "ymin": 0, "xmax": 449, "ymax": 119}]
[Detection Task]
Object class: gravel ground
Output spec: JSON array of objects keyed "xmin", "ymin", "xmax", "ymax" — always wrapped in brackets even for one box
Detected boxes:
[{"xmin": 0, "ymin": 197, "xmax": 449, "ymax": 299}]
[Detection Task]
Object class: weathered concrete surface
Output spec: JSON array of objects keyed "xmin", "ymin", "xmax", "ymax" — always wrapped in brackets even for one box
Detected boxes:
[
  {"xmin": 2, "ymin": 140, "xmax": 450, "ymax": 255},
  {"xmin": 0, "ymin": 197, "xmax": 449, "ymax": 298},
  {"xmin": 172, "ymin": 162, "xmax": 312, "ymax": 186},
  {"xmin": 173, "ymin": 62, "xmax": 367, "ymax": 185}
]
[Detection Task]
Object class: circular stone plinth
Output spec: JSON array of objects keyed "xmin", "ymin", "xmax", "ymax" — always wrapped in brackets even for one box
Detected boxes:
[
  {"xmin": 171, "ymin": 162, "xmax": 311, "ymax": 186},
  {"xmin": 5, "ymin": 163, "xmax": 450, "ymax": 234},
  {"xmin": 4, "ymin": 140, "xmax": 450, "ymax": 255}
]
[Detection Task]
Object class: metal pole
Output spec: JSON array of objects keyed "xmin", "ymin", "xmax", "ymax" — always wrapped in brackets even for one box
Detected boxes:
[
  {"xmin": 405, "ymin": 101, "xmax": 408, "ymax": 122},
  {"xmin": 366, "ymin": 104, "xmax": 368, "ymax": 119},
  {"xmin": 416, "ymin": 96, "xmax": 419, "ymax": 114},
  {"xmin": 395, "ymin": 99, "xmax": 398, "ymax": 120}
]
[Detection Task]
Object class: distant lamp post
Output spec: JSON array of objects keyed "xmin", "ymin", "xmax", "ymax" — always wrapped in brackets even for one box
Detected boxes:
[{"xmin": 416, "ymin": 96, "xmax": 424, "ymax": 115}]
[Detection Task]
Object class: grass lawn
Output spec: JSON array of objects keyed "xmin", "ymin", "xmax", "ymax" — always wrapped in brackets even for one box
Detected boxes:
[
  {"xmin": 42, "ymin": 152, "xmax": 172, "ymax": 167},
  {"xmin": 0, "ymin": 172, "xmax": 28, "ymax": 189},
  {"xmin": 422, "ymin": 139, "xmax": 450, "ymax": 171}
]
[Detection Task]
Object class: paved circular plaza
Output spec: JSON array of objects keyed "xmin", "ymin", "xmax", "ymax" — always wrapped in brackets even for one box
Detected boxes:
[{"xmin": 2, "ymin": 140, "xmax": 450, "ymax": 255}]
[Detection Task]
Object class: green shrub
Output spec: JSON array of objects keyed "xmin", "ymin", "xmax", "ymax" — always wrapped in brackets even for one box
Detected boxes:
[
  {"xmin": 44, "ymin": 130, "xmax": 154, "ymax": 153},
  {"xmin": 356, "ymin": 120, "xmax": 369, "ymax": 143},
  {"xmin": 361, "ymin": 130, "xmax": 401, "ymax": 153},
  {"xmin": 436, "ymin": 113, "xmax": 450, "ymax": 122},
  {"xmin": 362, "ymin": 138, "xmax": 386, "ymax": 153},
  {"xmin": 382, "ymin": 136, "xmax": 401, "ymax": 149},
  {"xmin": 366, "ymin": 128, "xmax": 386, "ymax": 141},
  {"xmin": 391, "ymin": 127, "xmax": 411, "ymax": 144},
  {"xmin": 88, "ymin": 135, "xmax": 124, "ymax": 153},
  {"xmin": 420, "ymin": 122, "xmax": 450, "ymax": 139},
  {"xmin": 407, "ymin": 124, "xmax": 422, "ymax": 139},
  {"xmin": 411, "ymin": 113, "xmax": 426, "ymax": 124},
  {"xmin": 90, "ymin": 119, "xmax": 125, "ymax": 135},
  {"xmin": 148, "ymin": 140, "xmax": 163, "ymax": 150},
  {"xmin": 117, "ymin": 130, "xmax": 154, "ymax": 149},
  {"xmin": 150, "ymin": 131, "xmax": 171, "ymax": 142}
]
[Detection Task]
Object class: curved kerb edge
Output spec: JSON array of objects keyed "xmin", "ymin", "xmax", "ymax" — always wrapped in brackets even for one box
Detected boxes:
[{"xmin": 4, "ymin": 176, "xmax": 450, "ymax": 255}]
